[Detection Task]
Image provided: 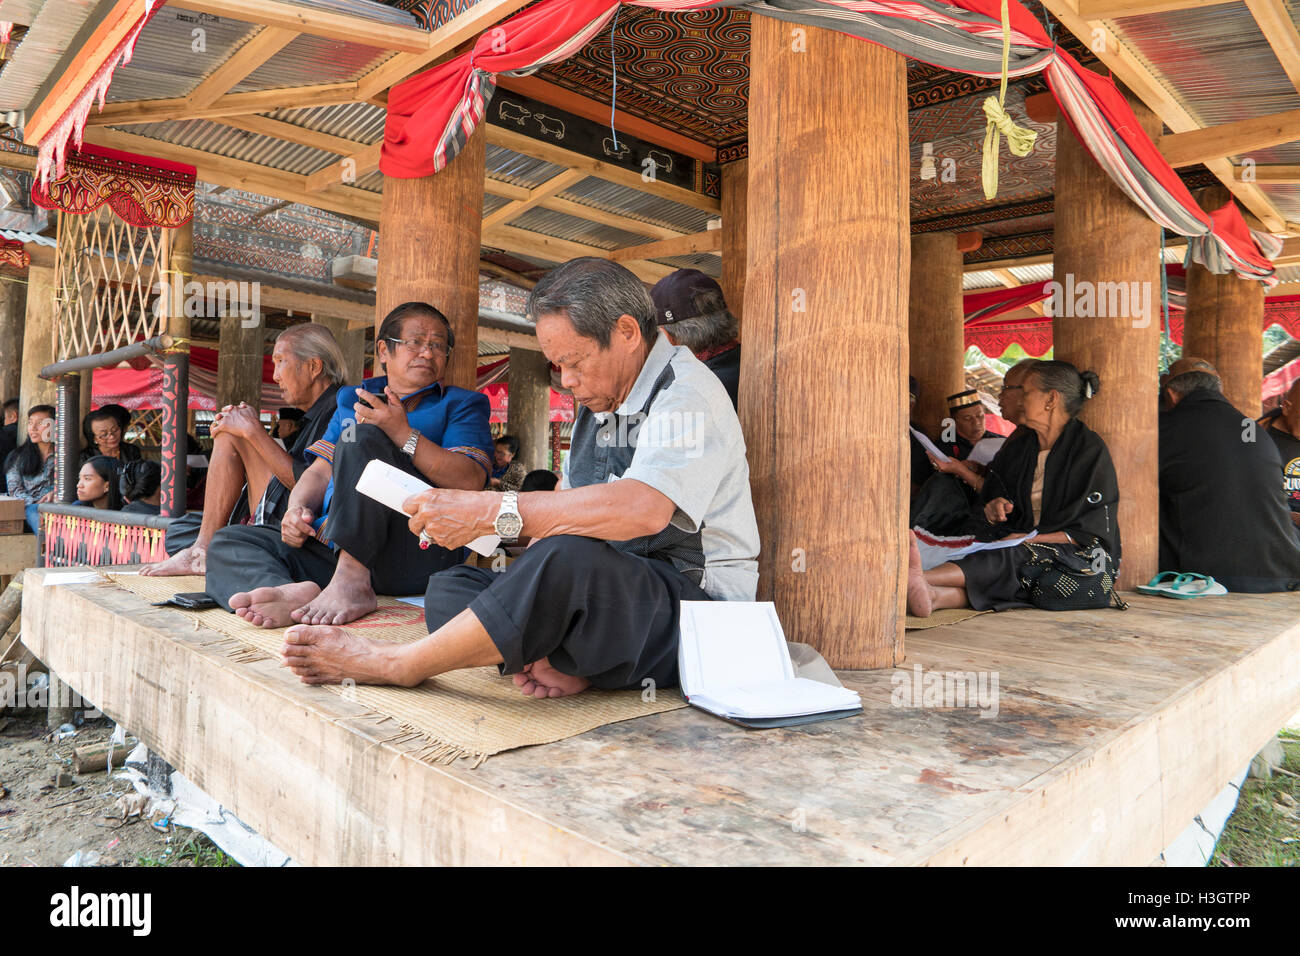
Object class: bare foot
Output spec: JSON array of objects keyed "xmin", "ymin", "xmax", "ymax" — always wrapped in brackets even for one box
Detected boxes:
[
  {"xmin": 281, "ymin": 624, "xmax": 409, "ymax": 686},
  {"xmin": 142, "ymin": 545, "xmax": 206, "ymax": 576},
  {"xmin": 511, "ymin": 657, "xmax": 591, "ymax": 699},
  {"xmin": 906, "ymin": 532, "xmax": 934, "ymax": 618},
  {"xmin": 290, "ymin": 575, "xmax": 377, "ymax": 626},
  {"xmin": 230, "ymin": 581, "xmax": 322, "ymax": 628}
]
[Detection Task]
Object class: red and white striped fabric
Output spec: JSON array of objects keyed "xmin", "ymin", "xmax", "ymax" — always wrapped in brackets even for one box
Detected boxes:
[{"xmin": 380, "ymin": 0, "xmax": 1278, "ymax": 285}]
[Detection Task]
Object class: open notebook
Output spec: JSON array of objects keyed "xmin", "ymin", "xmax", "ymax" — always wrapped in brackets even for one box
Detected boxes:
[
  {"xmin": 356, "ymin": 459, "xmax": 500, "ymax": 557},
  {"xmin": 678, "ymin": 601, "xmax": 862, "ymax": 729}
]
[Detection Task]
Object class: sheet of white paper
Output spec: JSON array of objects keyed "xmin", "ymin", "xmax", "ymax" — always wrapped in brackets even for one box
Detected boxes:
[
  {"xmin": 966, "ymin": 435, "xmax": 1006, "ymax": 466},
  {"xmin": 913, "ymin": 529, "xmax": 1038, "ymax": 570},
  {"xmin": 357, "ymin": 460, "xmax": 501, "ymax": 557},
  {"xmin": 691, "ymin": 677, "xmax": 861, "ymax": 720},
  {"xmin": 677, "ymin": 601, "xmax": 792, "ymax": 700},
  {"xmin": 910, "ymin": 426, "xmax": 950, "ymax": 464},
  {"xmin": 41, "ymin": 571, "xmax": 101, "ymax": 586}
]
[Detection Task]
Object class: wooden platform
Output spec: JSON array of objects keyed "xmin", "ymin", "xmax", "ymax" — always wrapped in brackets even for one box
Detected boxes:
[{"xmin": 20, "ymin": 566, "xmax": 1300, "ymax": 866}]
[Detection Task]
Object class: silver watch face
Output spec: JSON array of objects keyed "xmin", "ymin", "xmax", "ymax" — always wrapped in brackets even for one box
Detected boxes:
[{"xmin": 496, "ymin": 513, "xmax": 523, "ymax": 539}]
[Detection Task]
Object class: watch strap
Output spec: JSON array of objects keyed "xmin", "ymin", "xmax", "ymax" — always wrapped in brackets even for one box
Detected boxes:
[{"xmin": 402, "ymin": 430, "xmax": 419, "ymax": 457}]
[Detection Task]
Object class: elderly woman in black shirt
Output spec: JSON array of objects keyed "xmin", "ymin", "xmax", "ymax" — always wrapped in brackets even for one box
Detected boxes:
[{"xmin": 907, "ymin": 361, "xmax": 1121, "ymax": 616}]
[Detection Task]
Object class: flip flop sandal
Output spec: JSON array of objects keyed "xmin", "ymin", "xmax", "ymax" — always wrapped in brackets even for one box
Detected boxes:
[
  {"xmin": 1167, "ymin": 573, "xmax": 1227, "ymax": 598},
  {"xmin": 1135, "ymin": 571, "xmax": 1182, "ymax": 597}
]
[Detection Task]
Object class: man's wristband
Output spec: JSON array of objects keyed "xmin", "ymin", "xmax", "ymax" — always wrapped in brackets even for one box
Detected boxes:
[{"xmin": 402, "ymin": 430, "xmax": 419, "ymax": 457}]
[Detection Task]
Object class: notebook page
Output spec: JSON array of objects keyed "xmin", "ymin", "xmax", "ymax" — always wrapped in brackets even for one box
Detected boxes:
[
  {"xmin": 691, "ymin": 677, "xmax": 862, "ymax": 720},
  {"xmin": 678, "ymin": 601, "xmax": 792, "ymax": 698}
]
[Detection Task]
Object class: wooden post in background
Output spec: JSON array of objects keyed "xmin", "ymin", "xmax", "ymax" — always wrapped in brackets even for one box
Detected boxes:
[
  {"xmin": 217, "ymin": 315, "xmax": 264, "ymax": 410},
  {"xmin": 1184, "ymin": 185, "xmax": 1265, "ymax": 418},
  {"xmin": 0, "ymin": 276, "xmax": 25, "ymax": 404},
  {"xmin": 1052, "ymin": 86, "xmax": 1161, "ymax": 586},
  {"xmin": 18, "ymin": 265, "xmax": 57, "ymax": 442},
  {"xmin": 720, "ymin": 158, "xmax": 748, "ymax": 326},
  {"xmin": 161, "ymin": 219, "xmax": 194, "ymax": 517},
  {"xmin": 375, "ymin": 130, "xmax": 485, "ymax": 392},
  {"xmin": 741, "ymin": 18, "xmax": 908, "ymax": 669},
  {"xmin": 507, "ymin": 346, "xmax": 552, "ymax": 473},
  {"xmin": 314, "ymin": 315, "xmax": 367, "ymax": 385},
  {"xmin": 908, "ymin": 232, "xmax": 965, "ymax": 438}
]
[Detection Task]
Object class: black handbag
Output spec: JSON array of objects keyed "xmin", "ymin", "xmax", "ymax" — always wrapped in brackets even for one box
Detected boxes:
[{"xmin": 1018, "ymin": 542, "xmax": 1128, "ymax": 611}]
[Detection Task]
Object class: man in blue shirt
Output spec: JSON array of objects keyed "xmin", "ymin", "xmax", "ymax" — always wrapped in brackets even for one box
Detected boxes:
[{"xmin": 205, "ymin": 302, "xmax": 493, "ymax": 627}]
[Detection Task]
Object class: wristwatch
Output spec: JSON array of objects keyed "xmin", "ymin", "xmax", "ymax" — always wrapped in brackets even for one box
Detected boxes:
[
  {"xmin": 494, "ymin": 491, "xmax": 523, "ymax": 543},
  {"xmin": 401, "ymin": 430, "xmax": 419, "ymax": 458}
]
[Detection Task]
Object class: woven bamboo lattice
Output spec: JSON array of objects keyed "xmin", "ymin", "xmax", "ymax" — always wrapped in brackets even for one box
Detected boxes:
[
  {"xmin": 129, "ymin": 408, "xmax": 164, "ymax": 446},
  {"xmin": 53, "ymin": 208, "xmax": 170, "ymax": 361}
]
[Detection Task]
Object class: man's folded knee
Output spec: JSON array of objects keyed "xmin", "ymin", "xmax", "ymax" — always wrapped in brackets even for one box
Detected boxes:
[{"xmin": 522, "ymin": 534, "xmax": 609, "ymax": 565}]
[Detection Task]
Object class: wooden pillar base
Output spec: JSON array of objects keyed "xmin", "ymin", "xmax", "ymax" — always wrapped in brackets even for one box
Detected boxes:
[{"xmin": 742, "ymin": 17, "xmax": 908, "ymax": 669}]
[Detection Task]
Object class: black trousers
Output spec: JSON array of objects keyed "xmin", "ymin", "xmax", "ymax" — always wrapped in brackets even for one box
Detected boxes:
[
  {"xmin": 205, "ymin": 424, "xmax": 463, "ymax": 608},
  {"xmin": 423, "ymin": 534, "xmax": 712, "ymax": 691}
]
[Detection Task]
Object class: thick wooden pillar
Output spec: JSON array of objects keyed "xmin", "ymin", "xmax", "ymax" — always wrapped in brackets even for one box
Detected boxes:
[
  {"xmin": 18, "ymin": 265, "xmax": 57, "ymax": 441},
  {"xmin": 741, "ymin": 18, "xmax": 907, "ymax": 669},
  {"xmin": 908, "ymin": 232, "xmax": 965, "ymax": 436},
  {"xmin": 314, "ymin": 315, "xmax": 367, "ymax": 385},
  {"xmin": 507, "ymin": 346, "xmax": 551, "ymax": 473},
  {"xmin": 720, "ymin": 158, "xmax": 748, "ymax": 325},
  {"xmin": 1053, "ymin": 87, "xmax": 1161, "ymax": 586},
  {"xmin": 376, "ymin": 130, "xmax": 484, "ymax": 392},
  {"xmin": 217, "ymin": 315, "xmax": 264, "ymax": 410},
  {"xmin": 1184, "ymin": 186, "xmax": 1265, "ymax": 418},
  {"xmin": 0, "ymin": 276, "xmax": 25, "ymax": 403}
]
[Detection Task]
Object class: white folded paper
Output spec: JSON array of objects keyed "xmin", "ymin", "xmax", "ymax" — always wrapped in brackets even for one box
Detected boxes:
[{"xmin": 356, "ymin": 459, "xmax": 500, "ymax": 557}]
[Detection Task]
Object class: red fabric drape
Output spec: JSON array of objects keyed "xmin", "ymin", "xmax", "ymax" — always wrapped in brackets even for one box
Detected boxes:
[{"xmin": 383, "ymin": 0, "xmax": 618, "ymax": 178}]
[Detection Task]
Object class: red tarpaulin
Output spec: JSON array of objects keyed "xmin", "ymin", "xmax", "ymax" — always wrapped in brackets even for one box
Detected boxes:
[{"xmin": 481, "ymin": 382, "xmax": 575, "ymax": 424}]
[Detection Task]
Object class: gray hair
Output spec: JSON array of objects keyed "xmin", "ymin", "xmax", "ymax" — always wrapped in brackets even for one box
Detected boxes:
[
  {"xmin": 664, "ymin": 285, "xmax": 739, "ymax": 354},
  {"xmin": 526, "ymin": 257, "xmax": 657, "ymax": 348},
  {"xmin": 1005, "ymin": 358, "xmax": 1040, "ymax": 382},
  {"xmin": 1028, "ymin": 360, "xmax": 1100, "ymax": 417},
  {"xmin": 1166, "ymin": 370, "xmax": 1222, "ymax": 397},
  {"xmin": 277, "ymin": 323, "xmax": 347, "ymax": 386}
]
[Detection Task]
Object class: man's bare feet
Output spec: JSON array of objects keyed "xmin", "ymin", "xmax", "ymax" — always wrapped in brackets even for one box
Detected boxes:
[
  {"xmin": 230, "ymin": 581, "xmax": 321, "ymax": 628},
  {"xmin": 141, "ymin": 545, "xmax": 206, "ymax": 576},
  {"xmin": 290, "ymin": 575, "xmax": 377, "ymax": 626},
  {"xmin": 511, "ymin": 657, "xmax": 591, "ymax": 699},
  {"xmin": 906, "ymin": 532, "xmax": 934, "ymax": 618},
  {"xmin": 281, "ymin": 624, "xmax": 411, "ymax": 686}
]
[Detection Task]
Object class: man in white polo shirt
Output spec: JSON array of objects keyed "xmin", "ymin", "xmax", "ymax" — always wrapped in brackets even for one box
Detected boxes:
[{"xmin": 279, "ymin": 257, "xmax": 760, "ymax": 699}]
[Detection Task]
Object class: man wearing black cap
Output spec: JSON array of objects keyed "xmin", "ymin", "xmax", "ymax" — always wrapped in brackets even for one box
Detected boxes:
[{"xmin": 649, "ymin": 268, "xmax": 741, "ymax": 410}]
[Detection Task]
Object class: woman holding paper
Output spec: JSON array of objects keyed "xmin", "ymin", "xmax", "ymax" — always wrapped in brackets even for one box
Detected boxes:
[{"xmin": 907, "ymin": 362, "xmax": 1120, "ymax": 616}]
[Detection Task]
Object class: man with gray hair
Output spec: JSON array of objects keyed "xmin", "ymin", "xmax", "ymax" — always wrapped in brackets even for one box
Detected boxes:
[
  {"xmin": 650, "ymin": 268, "xmax": 741, "ymax": 409},
  {"xmin": 277, "ymin": 257, "xmax": 760, "ymax": 700},
  {"xmin": 143, "ymin": 322, "xmax": 347, "ymax": 576},
  {"xmin": 1159, "ymin": 356, "xmax": 1300, "ymax": 591}
]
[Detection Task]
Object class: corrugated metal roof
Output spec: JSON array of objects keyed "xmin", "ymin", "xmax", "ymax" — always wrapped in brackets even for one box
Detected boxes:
[
  {"xmin": 268, "ymin": 102, "xmax": 386, "ymax": 144},
  {"xmin": 0, "ymin": 0, "xmax": 99, "ymax": 110},
  {"xmin": 1110, "ymin": 6, "xmax": 1300, "ymax": 132},
  {"xmin": 485, "ymin": 144, "xmax": 568, "ymax": 189},
  {"xmin": 509, "ymin": 206, "xmax": 654, "ymax": 250},
  {"xmin": 109, "ymin": 8, "xmax": 258, "ymax": 103},
  {"xmin": 281, "ymin": 0, "xmax": 419, "ymax": 26},
  {"xmin": 962, "ymin": 272, "xmax": 1004, "ymax": 291},
  {"xmin": 654, "ymin": 253, "xmax": 721, "ymax": 276},
  {"xmin": 483, "ymin": 193, "xmax": 511, "ymax": 217},
  {"xmin": 115, "ymin": 119, "xmax": 342, "ymax": 177},
  {"xmin": 233, "ymin": 33, "xmax": 397, "ymax": 93},
  {"xmin": 562, "ymin": 177, "xmax": 715, "ymax": 233}
]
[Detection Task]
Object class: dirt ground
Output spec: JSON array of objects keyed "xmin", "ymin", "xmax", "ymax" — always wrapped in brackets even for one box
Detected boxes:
[{"xmin": 0, "ymin": 713, "xmax": 232, "ymax": 867}]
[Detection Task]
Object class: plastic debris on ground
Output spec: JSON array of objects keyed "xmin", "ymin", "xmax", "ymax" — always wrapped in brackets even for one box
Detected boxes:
[{"xmin": 111, "ymin": 743, "xmax": 295, "ymax": 867}]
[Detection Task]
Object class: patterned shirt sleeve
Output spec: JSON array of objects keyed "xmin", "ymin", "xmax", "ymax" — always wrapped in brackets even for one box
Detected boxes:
[{"xmin": 304, "ymin": 388, "xmax": 354, "ymax": 465}]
